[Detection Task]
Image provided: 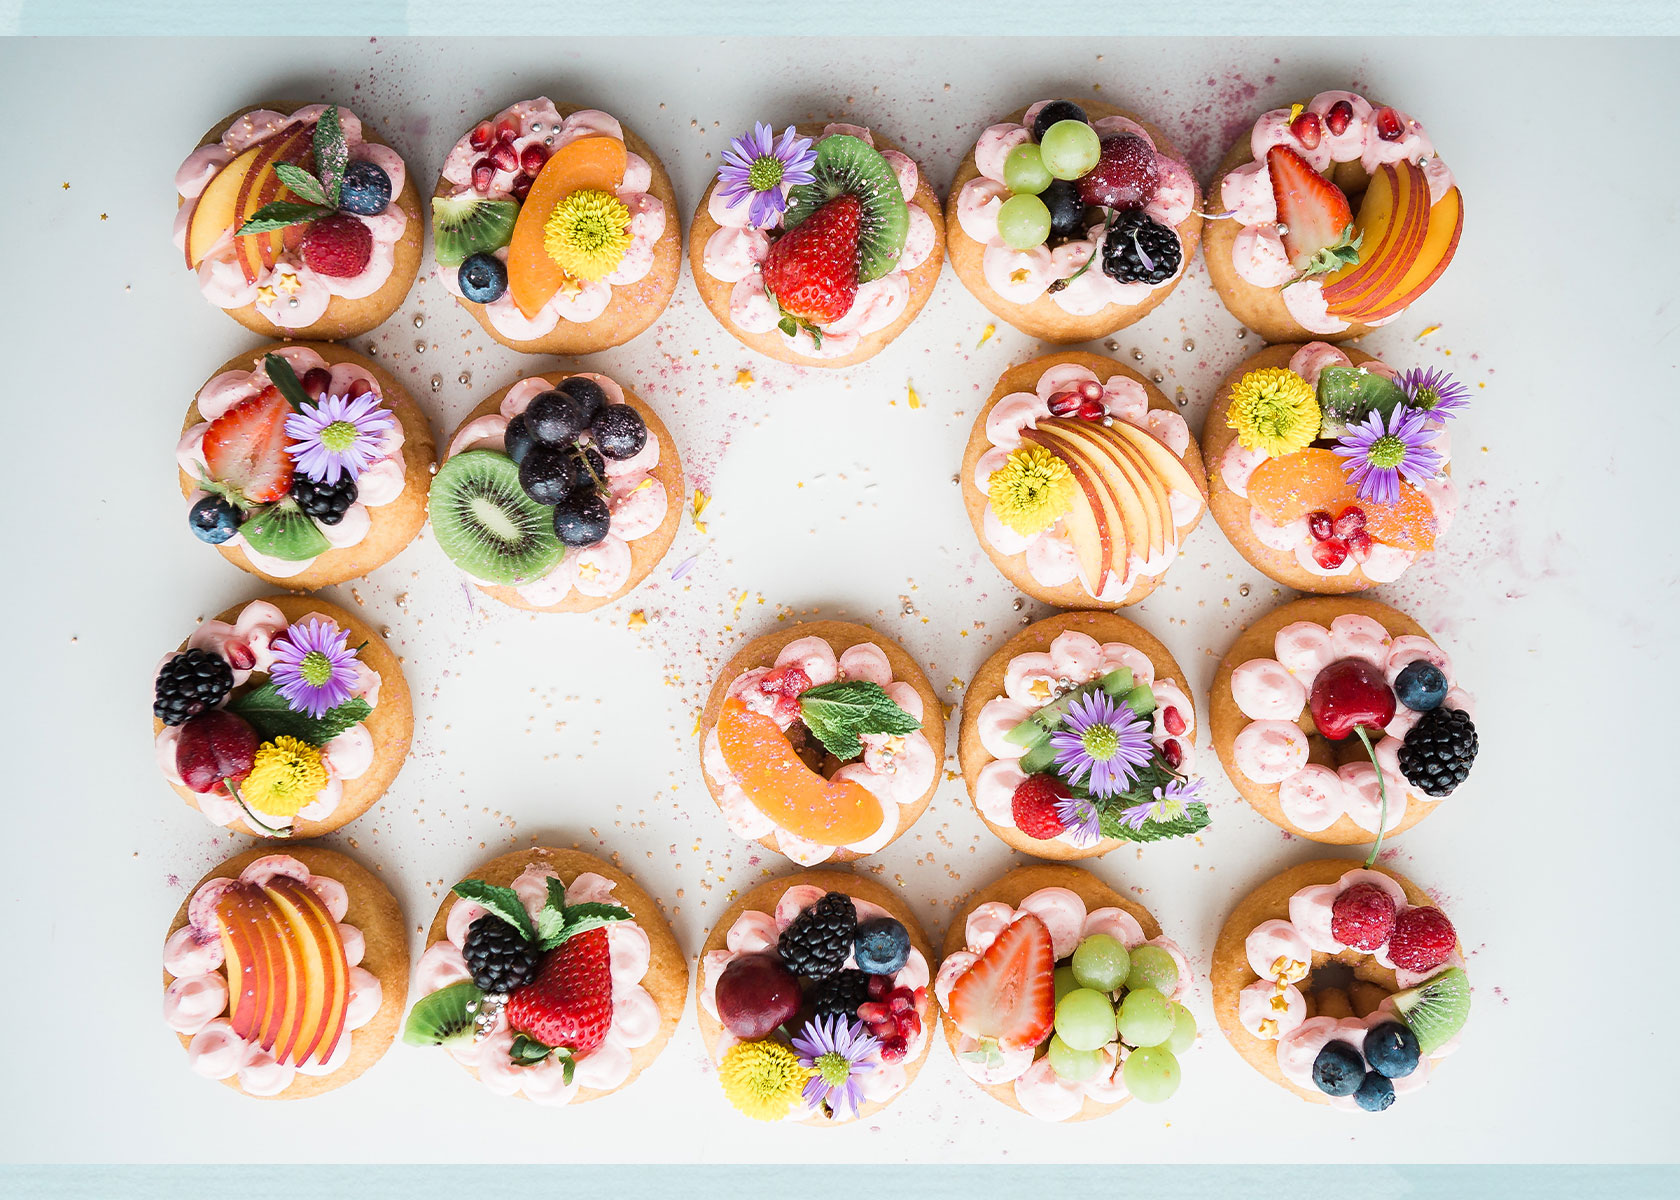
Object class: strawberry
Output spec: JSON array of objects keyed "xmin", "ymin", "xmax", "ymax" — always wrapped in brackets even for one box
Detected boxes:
[
  {"xmin": 1266, "ymin": 145, "xmax": 1354, "ymax": 272},
  {"xmin": 506, "ymin": 927, "xmax": 613, "ymax": 1056},
  {"xmin": 762, "ymin": 194, "xmax": 861, "ymax": 328},
  {"xmin": 202, "ymin": 386, "xmax": 294, "ymax": 504},
  {"xmin": 948, "ymin": 912, "xmax": 1055, "ymax": 1052},
  {"xmin": 1010, "ymin": 774, "xmax": 1069, "ymax": 841}
]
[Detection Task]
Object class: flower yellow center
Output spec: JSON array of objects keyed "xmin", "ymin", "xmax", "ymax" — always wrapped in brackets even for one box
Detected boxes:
[
  {"xmin": 1227, "ymin": 367, "xmax": 1321, "ymax": 457},
  {"xmin": 1081, "ymin": 724, "xmax": 1119, "ymax": 760},
  {"xmin": 988, "ymin": 445, "xmax": 1076, "ymax": 536},
  {"xmin": 815, "ymin": 1050, "xmax": 852, "ymax": 1086},
  {"xmin": 241, "ymin": 736, "xmax": 327, "ymax": 818},
  {"xmin": 299, "ymin": 649, "xmax": 335, "ymax": 687},
  {"xmin": 542, "ymin": 189, "xmax": 632, "ymax": 282},
  {"xmin": 747, "ymin": 155, "xmax": 785, "ymax": 192},
  {"xmin": 319, "ymin": 421, "xmax": 358, "ymax": 452}
]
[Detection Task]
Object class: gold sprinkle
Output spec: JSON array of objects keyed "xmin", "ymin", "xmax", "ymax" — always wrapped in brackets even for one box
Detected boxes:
[
  {"xmin": 735, "ymin": 369, "xmax": 753, "ymax": 388},
  {"xmin": 626, "ymin": 610, "xmax": 648, "ymax": 630},
  {"xmin": 255, "ymin": 284, "xmax": 278, "ymax": 306}
]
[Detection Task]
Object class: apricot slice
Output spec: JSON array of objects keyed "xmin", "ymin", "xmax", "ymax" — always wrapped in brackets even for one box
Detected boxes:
[
  {"xmin": 715, "ymin": 698, "xmax": 885, "ymax": 846},
  {"xmin": 507, "ymin": 135, "xmax": 627, "ymax": 319},
  {"xmin": 1247, "ymin": 448, "xmax": 1437, "ymax": 551}
]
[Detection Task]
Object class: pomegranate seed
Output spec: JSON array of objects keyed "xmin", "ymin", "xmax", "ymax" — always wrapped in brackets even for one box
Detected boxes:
[
  {"xmin": 867, "ymin": 975, "xmax": 891, "ymax": 999},
  {"xmin": 347, "ymin": 379, "xmax": 377, "ymax": 399},
  {"xmin": 510, "ymin": 174, "xmax": 534, "ymax": 201},
  {"xmin": 1313, "ymin": 537, "xmax": 1350, "ymax": 569},
  {"xmin": 857, "ymin": 1002, "xmax": 889, "ymax": 1024},
  {"xmin": 1163, "ymin": 705, "xmax": 1187, "ymax": 736},
  {"xmin": 469, "ymin": 121, "xmax": 494, "ymax": 151},
  {"xmin": 1048, "ymin": 390, "xmax": 1083, "ymax": 418},
  {"xmin": 1290, "ymin": 111, "xmax": 1322, "ymax": 150},
  {"xmin": 1162, "ymin": 739, "xmax": 1183, "ymax": 768},
  {"xmin": 880, "ymin": 1036, "xmax": 908, "ymax": 1063},
  {"xmin": 224, "ymin": 642, "xmax": 256, "ymax": 671},
  {"xmin": 1374, "ymin": 106, "xmax": 1405, "ymax": 141},
  {"xmin": 1307, "ymin": 510, "xmax": 1334, "ymax": 541},
  {"xmin": 1347, "ymin": 531, "xmax": 1373, "ymax": 560},
  {"xmin": 1333, "ymin": 506, "xmax": 1367, "ymax": 538},
  {"xmin": 520, "ymin": 143, "xmax": 549, "ymax": 176},
  {"xmin": 899, "ymin": 1011, "xmax": 923, "ymax": 1038},
  {"xmin": 1078, "ymin": 379, "xmax": 1104, "ymax": 403},
  {"xmin": 300, "ymin": 367, "xmax": 332, "ymax": 400},
  {"xmin": 1077, "ymin": 399, "xmax": 1107, "ymax": 421},
  {"xmin": 490, "ymin": 141, "xmax": 519, "ymax": 173},
  {"xmin": 890, "ymin": 995, "xmax": 913, "ymax": 1015},
  {"xmin": 1325, "ymin": 100, "xmax": 1354, "ymax": 136},
  {"xmin": 471, "ymin": 159, "xmax": 494, "ymax": 193},
  {"xmin": 496, "ymin": 117, "xmax": 521, "ymax": 142}
]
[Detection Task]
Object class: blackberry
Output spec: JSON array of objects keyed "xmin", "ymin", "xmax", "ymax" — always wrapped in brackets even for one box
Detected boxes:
[
  {"xmin": 461, "ymin": 914, "xmax": 541, "ymax": 995},
  {"xmin": 1100, "ymin": 210, "xmax": 1182, "ymax": 285},
  {"xmin": 153, "ymin": 648, "xmax": 233, "ymax": 726},
  {"xmin": 811, "ymin": 968, "xmax": 870, "ymax": 1022},
  {"xmin": 1397, "ymin": 707, "xmax": 1478, "ymax": 797},
  {"xmin": 777, "ymin": 891, "xmax": 856, "ymax": 980},
  {"xmin": 291, "ymin": 474, "xmax": 359, "ymax": 525}
]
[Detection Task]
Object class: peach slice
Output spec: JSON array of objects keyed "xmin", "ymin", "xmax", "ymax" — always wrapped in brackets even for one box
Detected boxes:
[
  {"xmin": 1246, "ymin": 447, "xmax": 1438, "ymax": 551},
  {"xmin": 715, "ymin": 698, "xmax": 884, "ymax": 846},
  {"xmin": 264, "ymin": 876, "xmax": 350, "ymax": 1066},
  {"xmin": 1320, "ymin": 160, "xmax": 1430, "ymax": 317},
  {"xmin": 507, "ymin": 135, "xmax": 627, "ymax": 319},
  {"xmin": 1350, "ymin": 185, "xmax": 1462, "ymax": 323}
]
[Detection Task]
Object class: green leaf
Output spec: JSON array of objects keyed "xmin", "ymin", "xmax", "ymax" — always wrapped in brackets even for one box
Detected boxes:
[
  {"xmin": 537, "ymin": 901, "xmax": 632, "ymax": 951},
  {"xmin": 1098, "ymin": 800, "xmax": 1212, "ymax": 844},
  {"xmin": 798, "ymin": 680, "xmax": 922, "ymax": 763},
  {"xmin": 508, "ymin": 1034, "xmax": 555, "ymax": 1065},
  {"xmin": 227, "ymin": 683, "xmax": 372, "ymax": 746},
  {"xmin": 314, "ymin": 105, "xmax": 349, "ymax": 208},
  {"xmin": 263, "ymin": 353, "xmax": 310, "ymax": 412},
  {"xmin": 235, "ymin": 201, "xmax": 332, "ymax": 236},
  {"xmin": 1317, "ymin": 366, "xmax": 1407, "ymax": 435},
  {"xmin": 450, "ymin": 880, "xmax": 536, "ymax": 943},
  {"xmin": 1298, "ymin": 223, "xmax": 1364, "ymax": 278},
  {"xmin": 239, "ymin": 501, "xmax": 330, "ymax": 562},
  {"xmin": 776, "ymin": 314, "xmax": 798, "ymax": 340},
  {"xmin": 533, "ymin": 878, "xmax": 569, "ymax": 945},
  {"xmin": 274, "ymin": 161, "xmax": 329, "ymax": 208}
]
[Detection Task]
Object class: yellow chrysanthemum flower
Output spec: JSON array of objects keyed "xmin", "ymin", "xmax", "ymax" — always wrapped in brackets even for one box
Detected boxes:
[
  {"xmin": 543, "ymin": 189, "xmax": 632, "ymax": 282},
  {"xmin": 718, "ymin": 1039, "xmax": 809, "ymax": 1121},
  {"xmin": 988, "ymin": 445, "xmax": 1077, "ymax": 536},
  {"xmin": 242, "ymin": 736, "xmax": 328, "ymax": 818},
  {"xmin": 1227, "ymin": 367, "xmax": 1321, "ymax": 457}
]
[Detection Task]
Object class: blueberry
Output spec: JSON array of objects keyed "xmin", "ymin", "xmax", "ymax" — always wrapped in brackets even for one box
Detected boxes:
[
  {"xmin": 1041, "ymin": 178, "xmax": 1086, "ymax": 241},
  {"xmin": 1393, "ymin": 660, "xmax": 1449, "ymax": 712},
  {"xmin": 518, "ymin": 443, "xmax": 577, "ymax": 506},
  {"xmin": 1311, "ymin": 1040, "xmax": 1365, "ymax": 1097},
  {"xmin": 553, "ymin": 487, "xmax": 611, "ymax": 548},
  {"xmin": 503, "ymin": 413, "xmax": 535, "ymax": 466},
  {"xmin": 525, "ymin": 389, "xmax": 592, "ymax": 445},
  {"xmin": 337, "ymin": 159, "xmax": 392, "ymax": 216},
  {"xmin": 188, "ymin": 495, "xmax": 242, "ymax": 544},
  {"xmin": 853, "ymin": 918, "xmax": 911, "ymax": 976},
  {"xmin": 1363, "ymin": 1021, "xmax": 1420, "ymax": 1079},
  {"xmin": 557, "ymin": 376, "xmax": 608, "ymax": 425},
  {"xmin": 592, "ymin": 403, "xmax": 647, "ymax": 460},
  {"xmin": 458, "ymin": 252, "xmax": 508, "ymax": 304},
  {"xmin": 1353, "ymin": 1070, "xmax": 1396, "ymax": 1112},
  {"xmin": 1031, "ymin": 99, "xmax": 1090, "ymax": 142}
]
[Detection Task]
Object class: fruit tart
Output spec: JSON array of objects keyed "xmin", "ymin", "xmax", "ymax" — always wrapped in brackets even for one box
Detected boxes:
[
  {"xmin": 698, "ymin": 622, "xmax": 944, "ymax": 865},
  {"xmin": 963, "ymin": 351, "xmax": 1206, "ymax": 607},
  {"xmin": 946, "ymin": 98, "xmax": 1201, "ymax": 342},
  {"xmin": 174, "ymin": 103, "xmax": 421, "ymax": 339},
  {"xmin": 1203, "ymin": 91, "xmax": 1463, "ymax": 342},
  {"xmin": 1204, "ymin": 342, "xmax": 1463, "ymax": 591},
  {"xmin": 959, "ymin": 612, "xmax": 1207, "ymax": 859},
  {"xmin": 163, "ymin": 846, "xmax": 407, "ymax": 1098},
  {"xmin": 178, "ymin": 342, "xmax": 435, "ymax": 589},
  {"xmin": 698, "ymin": 871, "xmax": 937, "ymax": 1123},
  {"xmin": 1212, "ymin": 859, "xmax": 1469, "ymax": 1111},
  {"xmin": 1209, "ymin": 597, "xmax": 1478, "ymax": 845},
  {"xmin": 433, "ymin": 99, "xmax": 680, "ymax": 354},
  {"xmin": 432, "ymin": 370, "xmax": 683, "ymax": 612},
  {"xmin": 404, "ymin": 848, "xmax": 686, "ymax": 1107},
  {"xmin": 690, "ymin": 119, "xmax": 944, "ymax": 367},
  {"xmin": 936, "ymin": 864, "xmax": 1197, "ymax": 1121},
  {"xmin": 152, "ymin": 595, "xmax": 413, "ymax": 838}
]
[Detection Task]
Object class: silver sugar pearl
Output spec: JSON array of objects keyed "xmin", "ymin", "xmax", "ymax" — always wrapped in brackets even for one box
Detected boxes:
[
  {"xmin": 1183, "ymin": 339, "xmax": 1195, "ymax": 351},
  {"xmin": 415, "ymin": 340, "xmax": 426, "ymax": 354},
  {"xmin": 1132, "ymin": 349, "xmax": 1144, "ymax": 361},
  {"xmin": 1239, "ymin": 584, "xmax": 1250, "ymax": 597},
  {"xmin": 1011, "ymin": 598, "xmax": 1024, "ymax": 611},
  {"xmin": 413, "ymin": 314, "xmax": 425, "ymax": 329},
  {"xmin": 430, "ymin": 374, "xmax": 443, "ymax": 392},
  {"xmin": 458, "ymin": 371, "xmax": 472, "ymax": 385}
]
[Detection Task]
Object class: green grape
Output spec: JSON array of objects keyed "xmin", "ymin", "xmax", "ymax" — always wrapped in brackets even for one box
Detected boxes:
[
  {"xmin": 1126, "ymin": 944, "xmax": 1179, "ymax": 996},
  {"xmin": 1116, "ymin": 986, "xmax": 1175, "ymax": 1048},
  {"xmin": 1054, "ymin": 987, "xmax": 1117, "ymax": 1052},
  {"xmin": 1046, "ymin": 1033, "xmax": 1104, "ymax": 1083},
  {"xmin": 1054, "ymin": 964, "xmax": 1080, "ymax": 1004},
  {"xmin": 1039, "ymin": 119, "xmax": 1101, "ymax": 180},
  {"xmin": 996, "ymin": 194, "xmax": 1051, "ymax": 250},
  {"xmin": 1071, "ymin": 934, "xmax": 1130, "ymax": 993},
  {"xmin": 1003, "ymin": 143, "xmax": 1052, "ymax": 195},
  {"xmin": 1122, "ymin": 1045, "xmax": 1181, "ymax": 1103},
  {"xmin": 1167, "ymin": 1003, "xmax": 1197, "ymax": 1053}
]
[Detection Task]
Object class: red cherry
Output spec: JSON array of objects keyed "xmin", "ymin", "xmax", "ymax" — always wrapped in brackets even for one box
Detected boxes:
[
  {"xmin": 1312, "ymin": 537, "xmax": 1350, "ymax": 569},
  {"xmin": 1308, "ymin": 657, "xmax": 1397, "ymax": 741},
  {"xmin": 174, "ymin": 710, "xmax": 259, "ymax": 794},
  {"xmin": 1347, "ymin": 530, "xmax": 1373, "ymax": 560},
  {"xmin": 1076, "ymin": 133, "xmax": 1158, "ymax": 210},
  {"xmin": 299, "ymin": 367, "xmax": 333, "ymax": 401},
  {"xmin": 1306, "ymin": 510, "xmax": 1334, "ymax": 541},
  {"xmin": 1162, "ymin": 705, "xmax": 1187, "ymax": 736},
  {"xmin": 1325, "ymin": 100, "xmax": 1355, "ymax": 137},
  {"xmin": 496, "ymin": 117, "xmax": 521, "ymax": 142},
  {"xmin": 1333, "ymin": 506, "xmax": 1367, "ymax": 538},
  {"xmin": 520, "ymin": 143, "xmax": 549, "ymax": 176},
  {"xmin": 471, "ymin": 159, "xmax": 495, "ymax": 193},
  {"xmin": 489, "ymin": 140, "xmax": 520, "ymax": 173},
  {"xmin": 1290, "ymin": 111, "xmax": 1322, "ymax": 150},
  {"xmin": 1048, "ymin": 390, "xmax": 1083, "ymax": 418},
  {"xmin": 509, "ymin": 174, "xmax": 534, "ymax": 201},
  {"xmin": 469, "ymin": 121, "xmax": 495, "ymax": 151},
  {"xmin": 714, "ymin": 953, "xmax": 801, "ymax": 1040},
  {"xmin": 1374, "ymin": 106, "xmax": 1405, "ymax": 141}
]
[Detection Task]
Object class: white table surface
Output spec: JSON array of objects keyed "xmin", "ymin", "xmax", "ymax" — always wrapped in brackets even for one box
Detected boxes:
[{"xmin": 1, "ymin": 35, "xmax": 1674, "ymax": 1165}]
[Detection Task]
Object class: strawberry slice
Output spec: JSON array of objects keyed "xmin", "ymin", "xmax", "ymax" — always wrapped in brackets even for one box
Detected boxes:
[
  {"xmin": 202, "ymin": 386, "xmax": 294, "ymax": 504},
  {"xmin": 948, "ymin": 912, "xmax": 1055, "ymax": 1051},
  {"xmin": 506, "ymin": 927, "xmax": 614, "ymax": 1056},
  {"xmin": 763, "ymin": 194, "xmax": 861, "ymax": 328},
  {"xmin": 1267, "ymin": 145, "xmax": 1354, "ymax": 272}
]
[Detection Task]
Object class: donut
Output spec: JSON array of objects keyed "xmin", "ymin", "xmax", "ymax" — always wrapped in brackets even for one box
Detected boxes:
[
  {"xmin": 958, "ymin": 611, "xmax": 1205, "ymax": 859},
  {"xmin": 177, "ymin": 342, "xmax": 435, "ymax": 590},
  {"xmin": 961, "ymin": 350, "xmax": 1206, "ymax": 607},
  {"xmin": 432, "ymin": 98, "xmax": 680, "ymax": 355},
  {"xmin": 945, "ymin": 98, "xmax": 1202, "ymax": 342},
  {"xmin": 151, "ymin": 595, "xmax": 413, "ymax": 838},
  {"xmin": 433, "ymin": 370, "xmax": 684, "ymax": 613},
  {"xmin": 935, "ymin": 864, "xmax": 1197, "ymax": 1121},
  {"xmin": 405, "ymin": 847, "xmax": 686, "ymax": 1106},
  {"xmin": 1202, "ymin": 91, "xmax": 1463, "ymax": 343},
  {"xmin": 1209, "ymin": 596, "xmax": 1479, "ymax": 844},
  {"xmin": 697, "ymin": 621, "xmax": 944, "ymax": 865},
  {"xmin": 162, "ymin": 845, "xmax": 408, "ymax": 1099},
  {"xmin": 173, "ymin": 102, "xmax": 422, "ymax": 339},
  {"xmin": 1201, "ymin": 342, "xmax": 1461, "ymax": 592},
  {"xmin": 696, "ymin": 869, "xmax": 936, "ymax": 1124},
  {"xmin": 1211, "ymin": 858, "xmax": 1470, "ymax": 1110},
  {"xmin": 689, "ymin": 118, "xmax": 945, "ymax": 367}
]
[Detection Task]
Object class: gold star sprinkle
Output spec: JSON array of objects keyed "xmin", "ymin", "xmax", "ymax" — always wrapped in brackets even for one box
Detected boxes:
[
  {"xmin": 275, "ymin": 270, "xmax": 304, "ymax": 296},
  {"xmin": 734, "ymin": 369, "xmax": 753, "ymax": 388},
  {"xmin": 627, "ymin": 610, "xmax": 648, "ymax": 630},
  {"xmin": 255, "ymin": 285, "xmax": 279, "ymax": 306}
]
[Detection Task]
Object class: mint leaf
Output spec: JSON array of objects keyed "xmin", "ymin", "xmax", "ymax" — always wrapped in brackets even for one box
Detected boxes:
[
  {"xmin": 239, "ymin": 501, "xmax": 329, "ymax": 562},
  {"xmin": 533, "ymin": 877, "xmax": 569, "ymax": 945},
  {"xmin": 508, "ymin": 1033, "xmax": 555, "ymax": 1065},
  {"xmin": 274, "ymin": 161, "xmax": 329, "ymax": 208},
  {"xmin": 537, "ymin": 900, "xmax": 631, "ymax": 951},
  {"xmin": 235, "ymin": 201, "xmax": 332, "ymax": 236},
  {"xmin": 227, "ymin": 683, "xmax": 371, "ymax": 745},
  {"xmin": 450, "ymin": 880, "xmax": 536, "ymax": 943},
  {"xmin": 1318, "ymin": 366, "xmax": 1406, "ymax": 434},
  {"xmin": 798, "ymin": 680, "xmax": 922, "ymax": 763},
  {"xmin": 1098, "ymin": 800, "xmax": 1212, "ymax": 844},
  {"xmin": 314, "ymin": 105, "xmax": 349, "ymax": 208},
  {"xmin": 263, "ymin": 353, "xmax": 310, "ymax": 411}
]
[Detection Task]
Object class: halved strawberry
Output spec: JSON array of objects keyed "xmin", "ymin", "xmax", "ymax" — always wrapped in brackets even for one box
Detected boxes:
[
  {"xmin": 202, "ymin": 386, "xmax": 294, "ymax": 504},
  {"xmin": 506, "ymin": 927, "xmax": 613, "ymax": 1056},
  {"xmin": 1267, "ymin": 145, "xmax": 1355, "ymax": 272},
  {"xmin": 763, "ymin": 194, "xmax": 861, "ymax": 329},
  {"xmin": 948, "ymin": 912, "xmax": 1055, "ymax": 1051}
]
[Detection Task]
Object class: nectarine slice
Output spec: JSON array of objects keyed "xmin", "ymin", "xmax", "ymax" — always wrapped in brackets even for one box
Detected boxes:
[
  {"xmin": 507, "ymin": 135, "xmax": 627, "ymax": 319},
  {"xmin": 715, "ymin": 698, "xmax": 885, "ymax": 846},
  {"xmin": 1247, "ymin": 448, "xmax": 1437, "ymax": 551}
]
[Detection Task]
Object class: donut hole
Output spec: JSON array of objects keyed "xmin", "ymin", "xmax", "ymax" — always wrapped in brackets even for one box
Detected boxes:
[
  {"xmin": 1302, "ymin": 948, "xmax": 1399, "ymax": 1021},
  {"xmin": 1329, "ymin": 160, "xmax": 1373, "ymax": 205},
  {"xmin": 785, "ymin": 720, "xmax": 847, "ymax": 781}
]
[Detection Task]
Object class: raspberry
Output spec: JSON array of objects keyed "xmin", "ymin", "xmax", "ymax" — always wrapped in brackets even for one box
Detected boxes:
[
  {"xmin": 1011, "ymin": 774, "xmax": 1069, "ymax": 840},
  {"xmin": 1330, "ymin": 882, "xmax": 1397, "ymax": 952},
  {"xmin": 1386, "ymin": 906, "xmax": 1457, "ymax": 972},
  {"xmin": 300, "ymin": 214, "xmax": 373, "ymax": 278}
]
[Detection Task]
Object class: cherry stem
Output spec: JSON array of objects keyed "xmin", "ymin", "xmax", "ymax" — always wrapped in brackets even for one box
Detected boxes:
[
  {"xmin": 1354, "ymin": 725, "xmax": 1386, "ymax": 868},
  {"xmin": 226, "ymin": 778, "xmax": 289, "ymax": 839}
]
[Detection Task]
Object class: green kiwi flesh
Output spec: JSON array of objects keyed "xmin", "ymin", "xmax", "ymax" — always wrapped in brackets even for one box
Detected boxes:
[
  {"xmin": 782, "ymin": 134, "xmax": 909, "ymax": 283},
  {"xmin": 401, "ymin": 981, "xmax": 482, "ymax": 1048},
  {"xmin": 432, "ymin": 196, "xmax": 519, "ymax": 268},
  {"xmin": 428, "ymin": 450, "xmax": 564, "ymax": 586}
]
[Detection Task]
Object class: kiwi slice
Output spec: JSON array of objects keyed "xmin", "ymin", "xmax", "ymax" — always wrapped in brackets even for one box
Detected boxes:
[
  {"xmin": 241, "ymin": 502, "xmax": 330, "ymax": 562},
  {"xmin": 1389, "ymin": 965, "xmax": 1470, "ymax": 1055},
  {"xmin": 782, "ymin": 135, "xmax": 909, "ymax": 283},
  {"xmin": 401, "ymin": 981, "xmax": 483, "ymax": 1048},
  {"xmin": 432, "ymin": 196, "xmax": 519, "ymax": 268},
  {"xmin": 428, "ymin": 450, "xmax": 564, "ymax": 586}
]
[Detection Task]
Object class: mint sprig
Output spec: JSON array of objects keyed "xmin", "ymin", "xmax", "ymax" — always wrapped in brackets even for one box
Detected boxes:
[
  {"xmin": 450, "ymin": 880, "xmax": 536, "ymax": 943},
  {"xmin": 1098, "ymin": 800, "xmax": 1212, "ymax": 843},
  {"xmin": 236, "ymin": 201, "xmax": 332, "ymax": 236},
  {"xmin": 230, "ymin": 106, "xmax": 348, "ymax": 237},
  {"xmin": 227, "ymin": 683, "xmax": 371, "ymax": 746},
  {"xmin": 534, "ymin": 876, "xmax": 630, "ymax": 951},
  {"xmin": 263, "ymin": 352, "xmax": 311, "ymax": 411},
  {"xmin": 314, "ymin": 104, "xmax": 349, "ymax": 208},
  {"xmin": 274, "ymin": 162, "xmax": 330, "ymax": 208},
  {"xmin": 797, "ymin": 680, "xmax": 922, "ymax": 762}
]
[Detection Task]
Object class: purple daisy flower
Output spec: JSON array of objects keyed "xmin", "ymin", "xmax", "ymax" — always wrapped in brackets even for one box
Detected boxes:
[
  {"xmin": 717, "ymin": 122, "xmax": 817, "ymax": 229},
  {"xmin": 268, "ymin": 618, "xmax": 361, "ymax": 718},
  {"xmin": 792, "ymin": 1015, "xmax": 878, "ymax": 1120},
  {"xmin": 285, "ymin": 392, "xmax": 396, "ymax": 486},
  {"xmin": 1050, "ymin": 691, "xmax": 1154, "ymax": 800},
  {"xmin": 1117, "ymin": 777, "xmax": 1205, "ymax": 831},
  {"xmin": 1395, "ymin": 366, "xmax": 1470, "ymax": 421},
  {"xmin": 1332, "ymin": 406, "xmax": 1444, "ymax": 506},
  {"xmin": 1053, "ymin": 792, "xmax": 1103, "ymax": 847}
]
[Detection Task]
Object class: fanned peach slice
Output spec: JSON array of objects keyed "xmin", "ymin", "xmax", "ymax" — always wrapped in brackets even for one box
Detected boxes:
[
  {"xmin": 715, "ymin": 698, "xmax": 884, "ymax": 846},
  {"xmin": 1247, "ymin": 447, "xmax": 1438, "ymax": 551},
  {"xmin": 507, "ymin": 135, "xmax": 627, "ymax": 319}
]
